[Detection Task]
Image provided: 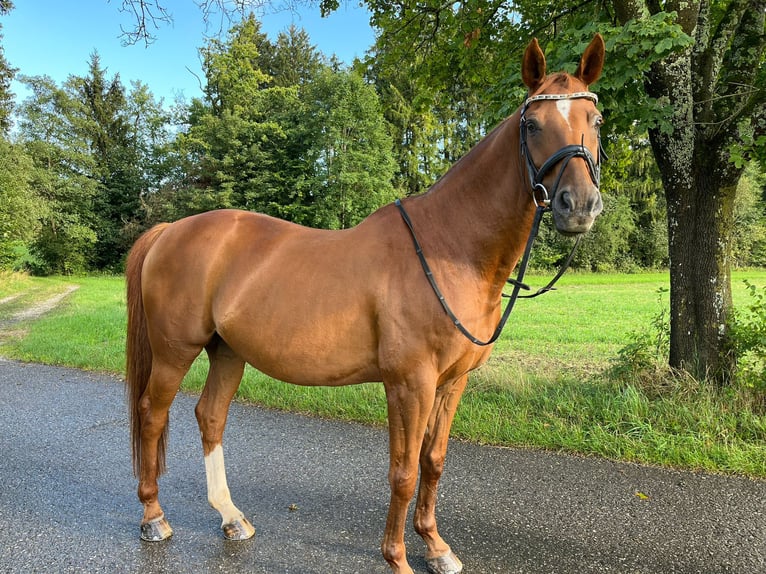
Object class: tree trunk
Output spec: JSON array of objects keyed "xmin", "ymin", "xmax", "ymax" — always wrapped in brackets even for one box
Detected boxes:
[
  {"xmin": 614, "ymin": 0, "xmax": 765, "ymax": 384},
  {"xmin": 661, "ymin": 150, "xmax": 737, "ymax": 382},
  {"xmin": 648, "ymin": 49, "xmax": 741, "ymax": 383},
  {"xmin": 641, "ymin": 35, "xmax": 734, "ymax": 382}
]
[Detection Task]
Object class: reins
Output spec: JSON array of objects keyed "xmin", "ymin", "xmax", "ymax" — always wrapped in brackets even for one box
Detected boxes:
[{"xmin": 395, "ymin": 90, "xmax": 604, "ymax": 347}]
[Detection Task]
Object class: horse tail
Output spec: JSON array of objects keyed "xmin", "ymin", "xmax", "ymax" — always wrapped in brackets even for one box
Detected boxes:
[{"xmin": 125, "ymin": 223, "xmax": 171, "ymax": 478}]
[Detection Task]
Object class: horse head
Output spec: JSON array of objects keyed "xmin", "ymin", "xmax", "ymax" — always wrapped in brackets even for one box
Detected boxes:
[{"xmin": 520, "ymin": 34, "xmax": 606, "ymax": 235}]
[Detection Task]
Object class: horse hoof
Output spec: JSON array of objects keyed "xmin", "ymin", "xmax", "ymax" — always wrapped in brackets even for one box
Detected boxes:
[
  {"xmin": 222, "ymin": 516, "xmax": 255, "ymax": 540},
  {"xmin": 140, "ymin": 514, "xmax": 173, "ymax": 541},
  {"xmin": 426, "ymin": 550, "xmax": 463, "ymax": 574}
]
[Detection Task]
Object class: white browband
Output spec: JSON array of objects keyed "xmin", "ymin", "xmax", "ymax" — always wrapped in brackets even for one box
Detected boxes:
[{"xmin": 523, "ymin": 91, "xmax": 599, "ymax": 107}]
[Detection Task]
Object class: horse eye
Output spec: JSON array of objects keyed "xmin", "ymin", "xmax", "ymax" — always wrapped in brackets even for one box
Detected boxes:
[
  {"xmin": 526, "ymin": 120, "xmax": 539, "ymax": 134},
  {"xmin": 594, "ymin": 116, "xmax": 604, "ymax": 128}
]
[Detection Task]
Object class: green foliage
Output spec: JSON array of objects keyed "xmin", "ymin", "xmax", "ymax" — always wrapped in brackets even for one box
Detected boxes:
[
  {"xmin": 17, "ymin": 75, "xmax": 100, "ymax": 274},
  {"xmin": 170, "ymin": 15, "xmax": 396, "ymax": 229},
  {"xmin": 729, "ymin": 280, "xmax": 766, "ymax": 402},
  {"xmin": 558, "ymin": 12, "xmax": 693, "ymax": 135},
  {"xmin": 68, "ymin": 53, "xmax": 146, "ymax": 270},
  {"xmin": 15, "ymin": 56, "xmax": 169, "ymax": 274},
  {"xmin": 362, "ymin": 0, "xmax": 494, "ymax": 196},
  {"xmin": 484, "ymin": 8, "xmax": 694, "ymax": 134},
  {"xmin": 732, "ymin": 165, "xmax": 766, "ymax": 267},
  {"xmin": 0, "ymin": 5, "xmax": 15, "ymax": 135},
  {"xmin": 611, "ymin": 287, "xmax": 670, "ymax": 383},
  {"xmin": 173, "ymin": 16, "xmax": 309, "ymax": 217},
  {"xmin": 259, "ymin": 24, "xmax": 324, "ymax": 88},
  {"xmin": 300, "ymin": 68, "xmax": 396, "ymax": 229},
  {"xmin": 364, "ymin": 60, "xmax": 456, "ymax": 196},
  {"xmin": 0, "ymin": 140, "xmax": 39, "ymax": 268}
]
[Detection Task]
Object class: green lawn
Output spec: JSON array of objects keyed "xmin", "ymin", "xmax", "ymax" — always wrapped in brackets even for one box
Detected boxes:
[{"xmin": 1, "ymin": 270, "xmax": 764, "ymax": 476}]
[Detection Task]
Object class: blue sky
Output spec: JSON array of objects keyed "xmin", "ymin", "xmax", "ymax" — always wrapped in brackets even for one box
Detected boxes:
[{"xmin": 3, "ymin": 0, "xmax": 376, "ymax": 105}]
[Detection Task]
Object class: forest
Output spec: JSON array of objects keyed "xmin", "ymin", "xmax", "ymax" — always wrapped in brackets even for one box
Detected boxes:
[{"xmin": 0, "ymin": 2, "xmax": 762, "ymax": 276}]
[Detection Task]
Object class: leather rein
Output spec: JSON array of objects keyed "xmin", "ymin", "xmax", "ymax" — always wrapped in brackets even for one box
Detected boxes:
[{"xmin": 396, "ymin": 91, "xmax": 605, "ymax": 347}]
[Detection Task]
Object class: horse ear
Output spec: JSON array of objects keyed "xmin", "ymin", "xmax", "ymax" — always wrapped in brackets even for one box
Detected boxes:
[
  {"xmin": 522, "ymin": 38, "xmax": 546, "ymax": 92},
  {"xmin": 575, "ymin": 33, "xmax": 605, "ymax": 86}
]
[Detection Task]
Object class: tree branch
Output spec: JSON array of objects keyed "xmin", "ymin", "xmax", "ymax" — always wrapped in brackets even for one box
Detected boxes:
[
  {"xmin": 709, "ymin": 0, "xmax": 766, "ymax": 133},
  {"xmin": 612, "ymin": 0, "xmax": 649, "ymax": 27},
  {"xmin": 693, "ymin": 0, "xmax": 749, "ymax": 125},
  {"xmin": 116, "ymin": 0, "xmax": 173, "ymax": 46},
  {"xmin": 115, "ymin": 0, "xmax": 284, "ymax": 45}
]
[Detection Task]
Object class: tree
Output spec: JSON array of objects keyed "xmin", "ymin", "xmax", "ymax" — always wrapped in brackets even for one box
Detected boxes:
[
  {"xmin": 17, "ymin": 58, "xmax": 170, "ymax": 273},
  {"xmin": 67, "ymin": 53, "xmax": 147, "ymax": 269},
  {"xmin": 732, "ymin": 165, "xmax": 766, "ymax": 267},
  {"xmin": 301, "ymin": 68, "xmax": 397, "ymax": 229},
  {"xmin": 363, "ymin": 61, "xmax": 443, "ymax": 196},
  {"xmin": 360, "ymin": 1, "xmax": 495, "ymax": 197},
  {"xmin": 611, "ymin": 0, "xmax": 765, "ymax": 381},
  {"xmin": 173, "ymin": 15, "xmax": 396, "ymax": 228},
  {"xmin": 17, "ymin": 75, "xmax": 99, "ymax": 274},
  {"xmin": 260, "ymin": 24, "xmax": 324, "ymax": 87},
  {"xmin": 0, "ymin": 139, "xmax": 39, "ymax": 268},
  {"xmin": 0, "ymin": 0, "xmax": 15, "ymax": 134},
  {"xmin": 174, "ymin": 15, "xmax": 303, "ymax": 215}
]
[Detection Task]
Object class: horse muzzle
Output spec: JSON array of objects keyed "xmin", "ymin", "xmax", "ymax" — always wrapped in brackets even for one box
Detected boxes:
[{"xmin": 551, "ymin": 187, "xmax": 603, "ymax": 235}]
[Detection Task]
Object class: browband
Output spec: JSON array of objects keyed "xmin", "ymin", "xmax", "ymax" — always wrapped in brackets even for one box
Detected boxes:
[{"xmin": 523, "ymin": 91, "xmax": 598, "ymax": 108}]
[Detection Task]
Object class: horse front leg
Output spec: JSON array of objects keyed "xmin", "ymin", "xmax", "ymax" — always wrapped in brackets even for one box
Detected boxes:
[
  {"xmin": 382, "ymin": 374, "xmax": 437, "ymax": 574},
  {"xmin": 414, "ymin": 374, "xmax": 468, "ymax": 574},
  {"xmin": 195, "ymin": 337, "xmax": 254, "ymax": 540}
]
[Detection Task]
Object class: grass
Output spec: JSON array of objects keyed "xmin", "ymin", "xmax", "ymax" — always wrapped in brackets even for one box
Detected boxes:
[
  {"xmin": 1, "ymin": 270, "xmax": 764, "ymax": 476},
  {"xmin": 0, "ymin": 276, "xmax": 126, "ymax": 370}
]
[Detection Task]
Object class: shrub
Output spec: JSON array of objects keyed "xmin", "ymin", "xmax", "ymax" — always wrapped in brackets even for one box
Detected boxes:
[
  {"xmin": 729, "ymin": 280, "xmax": 766, "ymax": 408},
  {"xmin": 610, "ymin": 287, "xmax": 669, "ymax": 385}
]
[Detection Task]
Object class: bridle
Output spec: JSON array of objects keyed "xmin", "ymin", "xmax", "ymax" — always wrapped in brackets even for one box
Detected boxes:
[
  {"xmin": 520, "ymin": 91, "xmax": 605, "ymax": 207},
  {"xmin": 395, "ymin": 90, "xmax": 606, "ymax": 346}
]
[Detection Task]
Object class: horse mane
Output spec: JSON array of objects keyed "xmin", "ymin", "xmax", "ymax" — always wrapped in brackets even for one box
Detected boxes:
[
  {"xmin": 421, "ymin": 116, "xmax": 517, "ymax": 199},
  {"xmin": 425, "ymin": 72, "xmax": 584, "ymax": 197}
]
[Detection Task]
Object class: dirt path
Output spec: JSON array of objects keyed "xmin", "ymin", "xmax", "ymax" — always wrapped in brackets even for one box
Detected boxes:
[{"xmin": 0, "ymin": 285, "xmax": 79, "ymax": 343}]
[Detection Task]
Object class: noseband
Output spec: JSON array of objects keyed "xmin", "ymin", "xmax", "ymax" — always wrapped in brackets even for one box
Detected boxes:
[
  {"xmin": 519, "ymin": 91, "xmax": 606, "ymax": 207},
  {"xmin": 395, "ymin": 90, "xmax": 607, "ymax": 347}
]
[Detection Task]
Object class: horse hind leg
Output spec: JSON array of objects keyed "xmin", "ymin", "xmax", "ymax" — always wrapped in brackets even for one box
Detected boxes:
[
  {"xmin": 137, "ymin": 355, "xmax": 198, "ymax": 541},
  {"xmin": 414, "ymin": 374, "xmax": 468, "ymax": 574},
  {"xmin": 195, "ymin": 335, "xmax": 254, "ymax": 540}
]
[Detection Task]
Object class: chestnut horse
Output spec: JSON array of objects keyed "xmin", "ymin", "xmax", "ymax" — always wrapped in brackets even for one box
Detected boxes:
[{"xmin": 125, "ymin": 35, "xmax": 606, "ymax": 574}]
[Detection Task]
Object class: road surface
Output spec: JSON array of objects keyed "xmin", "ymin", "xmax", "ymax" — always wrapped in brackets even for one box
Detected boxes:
[{"xmin": 0, "ymin": 359, "xmax": 763, "ymax": 573}]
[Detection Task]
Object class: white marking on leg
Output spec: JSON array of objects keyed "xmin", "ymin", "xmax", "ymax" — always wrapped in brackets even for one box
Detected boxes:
[
  {"xmin": 556, "ymin": 99, "xmax": 572, "ymax": 130},
  {"xmin": 204, "ymin": 444, "xmax": 244, "ymax": 525}
]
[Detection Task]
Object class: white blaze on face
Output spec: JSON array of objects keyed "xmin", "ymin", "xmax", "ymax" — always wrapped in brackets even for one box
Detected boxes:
[{"xmin": 556, "ymin": 99, "xmax": 572, "ymax": 130}]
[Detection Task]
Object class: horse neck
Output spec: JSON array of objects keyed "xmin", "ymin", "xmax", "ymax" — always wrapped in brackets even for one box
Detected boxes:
[{"xmin": 410, "ymin": 111, "xmax": 537, "ymax": 292}]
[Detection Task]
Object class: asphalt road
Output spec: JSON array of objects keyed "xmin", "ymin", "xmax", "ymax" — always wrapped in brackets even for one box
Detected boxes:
[{"xmin": 0, "ymin": 359, "xmax": 764, "ymax": 574}]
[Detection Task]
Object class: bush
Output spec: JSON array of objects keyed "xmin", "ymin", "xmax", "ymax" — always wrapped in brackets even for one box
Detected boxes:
[
  {"xmin": 610, "ymin": 287, "xmax": 669, "ymax": 385},
  {"xmin": 613, "ymin": 281, "xmax": 766, "ymax": 412},
  {"xmin": 729, "ymin": 280, "xmax": 766, "ymax": 407}
]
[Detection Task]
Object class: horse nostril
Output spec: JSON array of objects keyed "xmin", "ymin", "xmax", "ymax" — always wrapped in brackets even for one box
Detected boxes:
[
  {"xmin": 557, "ymin": 191, "xmax": 574, "ymax": 214},
  {"xmin": 588, "ymin": 192, "xmax": 604, "ymax": 216}
]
